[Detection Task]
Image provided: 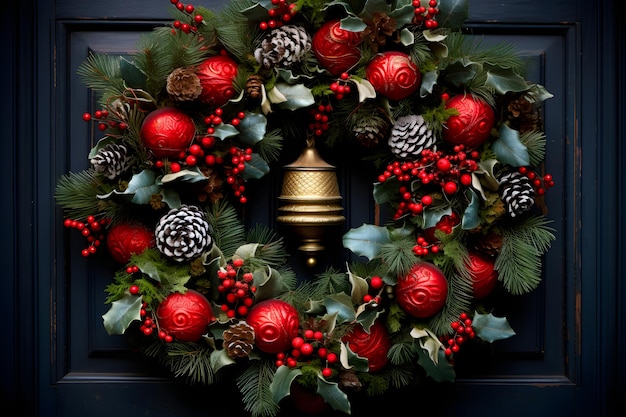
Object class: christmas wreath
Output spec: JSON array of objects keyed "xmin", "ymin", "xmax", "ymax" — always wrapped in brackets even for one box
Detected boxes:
[{"xmin": 55, "ymin": 0, "xmax": 556, "ymax": 415}]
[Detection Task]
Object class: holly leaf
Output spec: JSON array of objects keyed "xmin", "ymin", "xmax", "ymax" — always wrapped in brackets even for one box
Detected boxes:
[
  {"xmin": 424, "ymin": 206, "xmax": 452, "ymax": 229},
  {"xmin": 461, "ymin": 188, "xmax": 480, "ymax": 230},
  {"xmin": 242, "ymin": 153, "xmax": 270, "ymax": 180},
  {"xmin": 213, "ymin": 123, "xmax": 240, "ymax": 140},
  {"xmin": 97, "ymin": 169, "xmax": 159, "ymax": 205},
  {"xmin": 273, "ymin": 82, "xmax": 315, "ymax": 110},
  {"xmin": 160, "ymin": 168, "xmax": 207, "ymax": 185},
  {"xmin": 342, "ymin": 224, "xmax": 392, "ymax": 260},
  {"xmin": 270, "ymin": 365, "xmax": 302, "ymax": 405},
  {"xmin": 102, "ymin": 294, "xmax": 142, "ymax": 335},
  {"xmin": 240, "ymin": 2, "xmax": 270, "ymax": 21},
  {"xmin": 317, "ymin": 375, "xmax": 351, "ymax": 415},
  {"xmin": 353, "ymin": 78, "xmax": 376, "ymax": 102},
  {"xmin": 437, "ymin": 0, "xmax": 470, "ymax": 30},
  {"xmin": 486, "ymin": 67, "xmax": 530, "ymax": 94},
  {"xmin": 132, "ymin": 249, "xmax": 191, "ymax": 290},
  {"xmin": 209, "ymin": 348, "xmax": 236, "ymax": 373},
  {"xmin": 252, "ymin": 266, "xmax": 285, "ymax": 302},
  {"xmin": 237, "ymin": 111, "xmax": 267, "ymax": 147},
  {"xmin": 492, "ymin": 124, "xmax": 530, "ymax": 167},
  {"xmin": 347, "ymin": 265, "xmax": 369, "ymax": 304},
  {"xmin": 339, "ymin": 342, "xmax": 370, "ymax": 372},
  {"xmin": 323, "ymin": 292, "xmax": 356, "ymax": 324},
  {"xmin": 472, "ymin": 311, "xmax": 516, "ymax": 342},
  {"xmin": 410, "ymin": 326, "xmax": 445, "ymax": 365},
  {"xmin": 416, "ymin": 346, "xmax": 456, "ymax": 382},
  {"xmin": 373, "ymin": 177, "xmax": 400, "ymax": 205},
  {"xmin": 420, "ymin": 70, "xmax": 438, "ymax": 97}
]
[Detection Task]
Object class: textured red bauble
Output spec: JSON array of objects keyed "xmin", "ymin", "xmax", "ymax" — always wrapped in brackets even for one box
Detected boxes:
[
  {"xmin": 156, "ymin": 289, "xmax": 214, "ymax": 342},
  {"xmin": 289, "ymin": 383, "xmax": 330, "ymax": 415},
  {"xmin": 466, "ymin": 252, "xmax": 499, "ymax": 299},
  {"xmin": 140, "ymin": 107, "xmax": 196, "ymax": 159},
  {"xmin": 196, "ymin": 55, "xmax": 238, "ymax": 108},
  {"xmin": 246, "ymin": 299, "xmax": 300, "ymax": 354},
  {"xmin": 312, "ymin": 20, "xmax": 362, "ymax": 76},
  {"xmin": 442, "ymin": 95, "xmax": 495, "ymax": 149},
  {"xmin": 365, "ymin": 51, "xmax": 421, "ymax": 101},
  {"xmin": 395, "ymin": 262, "xmax": 448, "ymax": 318},
  {"xmin": 341, "ymin": 320, "xmax": 391, "ymax": 372},
  {"xmin": 106, "ymin": 223, "xmax": 155, "ymax": 264}
]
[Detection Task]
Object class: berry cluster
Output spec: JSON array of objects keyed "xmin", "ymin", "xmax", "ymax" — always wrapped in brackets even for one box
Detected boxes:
[
  {"xmin": 442, "ymin": 312, "xmax": 475, "ymax": 361},
  {"xmin": 259, "ymin": 0, "xmax": 298, "ymax": 30},
  {"xmin": 308, "ymin": 103, "xmax": 333, "ymax": 137},
  {"xmin": 170, "ymin": 0, "xmax": 204, "ymax": 33},
  {"xmin": 82, "ymin": 109, "xmax": 128, "ymax": 133},
  {"xmin": 217, "ymin": 259, "xmax": 257, "ymax": 318},
  {"xmin": 329, "ymin": 73, "xmax": 352, "ymax": 100},
  {"xmin": 412, "ymin": 0, "xmax": 440, "ymax": 29},
  {"xmin": 518, "ymin": 166, "xmax": 555, "ymax": 196},
  {"xmin": 362, "ymin": 275, "xmax": 385, "ymax": 304},
  {"xmin": 129, "ymin": 283, "xmax": 176, "ymax": 343},
  {"xmin": 378, "ymin": 145, "xmax": 480, "ymax": 220},
  {"xmin": 277, "ymin": 329, "xmax": 338, "ymax": 378},
  {"xmin": 412, "ymin": 212, "xmax": 460, "ymax": 256},
  {"xmin": 63, "ymin": 215, "xmax": 110, "ymax": 257}
]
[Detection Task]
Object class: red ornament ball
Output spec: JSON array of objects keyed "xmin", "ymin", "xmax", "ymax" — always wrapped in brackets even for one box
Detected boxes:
[
  {"xmin": 443, "ymin": 95, "xmax": 495, "ymax": 149},
  {"xmin": 196, "ymin": 55, "xmax": 238, "ymax": 108},
  {"xmin": 156, "ymin": 289, "xmax": 214, "ymax": 342},
  {"xmin": 289, "ymin": 383, "xmax": 330, "ymax": 414},
  {"xmin": 106, "ymin": 223, "xmax": 155, "ymax": 264},
  {"xmin": 246, "ymin": 299, "xmax": 300, "ymax": 354},
  {"xmin": 312, "ymin": 20, "xmax": 362, "ymax": 76},
  {"xmin": 341, "ymin": 321, "xmax": 391, "ymax": 372},
  {"xmin": 466, "ymin": 252, "xmax": 499, "ymax": 299},
  {"xmin": 140, "ymin": 107, "xmax": 196, "ymax": 159},
  {"xmin": 365, "ymin": 51, "xmax": 421, "ymax": 101},
  {"xmin": 395, "ymin": 262, "xmax": 448, "ymax": 318}
]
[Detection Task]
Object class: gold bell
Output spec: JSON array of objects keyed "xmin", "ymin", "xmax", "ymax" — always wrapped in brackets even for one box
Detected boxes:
[{"xmin": 277, "ymin": 138, "xmax": 345, "ymax": 266}]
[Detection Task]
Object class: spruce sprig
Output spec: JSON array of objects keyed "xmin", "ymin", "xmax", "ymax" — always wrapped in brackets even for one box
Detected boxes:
[
  {"xmin": 205, "ymin": 199, "xmax": 247, "ymax": 257},
  {"xmin": 55, "ymin": 169, "xmax": 113, "ymax": 220},
  {"xmin": 76, "ymin": 53, "xmax": 126, "ymax": 103},
  {"xmin": 519, "ymin": 130, "xmax": 547, "ymax": 166},
  {"xmin": 165, "ymin": 341, "xmax": 217, "ymax": 385},
  {"xmin": 237, "ymin": 359, "xmax": 280, "ymax": 417}
]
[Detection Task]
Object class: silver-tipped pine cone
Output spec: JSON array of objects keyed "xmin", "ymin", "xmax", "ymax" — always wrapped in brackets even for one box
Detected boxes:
[
  {"xmin": 351, "ymin": 113, "xmax": 391, "ymax": 148},
  {"xmin": 388, "ymin": 115, "xmax": 436, "ymax": 159},
  {"xmin": 155, "ymin": 205, "xmax": 213, "ymax": 262},
  {"xmin": 498, "ymin": 171, "xmax": 536, "ymax": 217},
  {"xmin": 254, "ymin": 25, "xmax": 311, "ymax": 69},
  {"xmin": 90, "ymin": 143, "xmax": 133, "ymax": 180}
]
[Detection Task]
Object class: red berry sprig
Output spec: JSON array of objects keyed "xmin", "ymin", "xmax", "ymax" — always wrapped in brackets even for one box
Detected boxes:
[
  {"xmin": 329, "ymin": 72, "xmax": 352, "ymax": 100},
  {"xmin": 412, "ymin": 0, "xmax": 440, "ymax": 29},
  {"xmin": 131, "ymin": 286, "xmax": 175, "ymax": 342},
  {"xmin": 259, "ymin": 0, "xmax": 298, "ymax": 30},
  {"xmin": 412, "ymin": 212, "xmax": 460, "ymax": 257},
  {"xmin": 518, "ymin": 166, "xmax": 555, "ymax": 196},
  {"xmin": 82, "ymin": 108, "xmax": 128, "ymax": 133},
  {"xmin": 362, "ymin": 275, "xmax": 385, "ymax": 304},
  {"xmin": 275, "ymin": 329, "xmax": 338, "ymax": 378},
  {"xmin": 170, "ymin": 0, "xmax": 203, "ymax": 33},
  {"xmin": 308, "ymin": 103, "xmax": 333, "ymax": 137},
  {"xmin": 217, "ymin": 259, "xmax": 257, "ymax": 318},
  {"xmin": 442, "ymin": 312, "xmax": 475, "ymax": 361},
  {"xmin": 63, "ymin": 215, "xmax": 110, "ymax": 257}
]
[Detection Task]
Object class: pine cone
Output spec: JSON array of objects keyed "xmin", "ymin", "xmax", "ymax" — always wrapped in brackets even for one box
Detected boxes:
[
  {"xmin": 254, "ymin": 25, "xmax": 311, "ymax": 69},
  {"xmin": 155, "ymin": 205, "xmax": 213, "ymax": 262},
  {"xmin": 166, "ymin": 67, "xmax": 203, "ymax": 102},
  {"xmin": 506, "ymin": 96, "xmax": 539, "ymax": 133},
  {"xmin": 351, "ymin": 111, "xmax": 391, "ymax": 148},
  {"xmin": 245, "ymin": 74, "xmax": 264, "ymax": 100},
  {"xmin": 499, "ymin": 171, "xmax": 535, "ymax": 217},
  {"xmin": 90, "ymin": 143, "xmax": 133, "ymax": 180},
  {"xmin": 388, "ymin": 115, "xmax": 436, "ymax": 159},
  {"xmin": 362, "ymin": 12, "xmax": 396, "ymax": 51},
  {"xmin": 472, "ymin": 232, "xmax": 504, "ymax": 256},
  {"xmin": 338, "ymin": 370, "xmax": 362, "ymax": 392},
  {"xmin": 223, "ymin": 321, "xmax": 255, "ymax": 358}
]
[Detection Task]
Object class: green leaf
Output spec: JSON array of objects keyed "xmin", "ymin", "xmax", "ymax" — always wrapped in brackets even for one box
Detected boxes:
[
  {"xmin": 342, "ymin": 224, "xmax": 392, "ymax": 260},
  {"xmin": 237, "ymin": 112, "xmax": 268, "ymax": 147},
  {"xmin": 213, "ymin": 123, "xmax": 240, "ymax": 141},
  {"xmin": 102, "ymin": 294, "xmax": 142, "ymax": 335},
  {"xmin": 317, "ymin": 375, "xmax": 351, "ymax": 415},
  {"xmin": 424, "ymin": 206, "xmax": 452, "ymax": 229},
  {"xmin": 273, "ymin": 83, "xmax": 315, "ymax": 110},
  {"xmin": 420, "ymin": 70, "xmax": 439, "ymax": 97},
  {"xmin": 242, "ymin": 153, "xmax": 270, "ymax": 180},
  {"xmin": 353, "ymin": 78, "xmax": 376, "ymax": 102},
  {"xmin": 339, "ymin": 342, "xmax": 370, "ymax": 372},
  {"xmin": 160, "ymin": 168, "xmax": 208, "ymax": 185},
  {"xmin": 461, "ymin": 188, "xmax": 480, "ymax": 229},
  {"xmin": 124, "ymin": 169, "xmax": 160, "ymax": 204},
  {"xmin": 324, "ymin": 292, "xmax": 356, "ymax": 324},
  {"xmin": 416, "ymin": 346, "xmax": 456, "ymax": 382},
  {"xmin": 347, "ymin": 266, "xmax": 369, "ymax": 305},
  {"xmin": 472, "ymin": 311, "xmax": 516, "ymax": 342},
  {"xmin": 492, "ymin": 124, "xmax": 530, "ymax": 167},
  {"xmin": 253, "ymin": 266, "xmax": 286, "ymax": 302},
  {"xmin": 373, "ymin": 177, "xmax": 400, "ymax": 205},
  {"xmin": 485, "ymin": 68, "xmax": 530, "ymax": 94},
  {"xmin": 410, "ymin": 326, "xmax": 445, "ymax": 365},
  {"xmin": 269, "ymin": 365, "xmax": 301, "ymax": 405},
  {"xmin": 437, "ymin": 0, "xmax": 470, "ymax": 29},
  {"xmin": 209, "ymin": 348, "xmax": 236, "ymax": 373}
]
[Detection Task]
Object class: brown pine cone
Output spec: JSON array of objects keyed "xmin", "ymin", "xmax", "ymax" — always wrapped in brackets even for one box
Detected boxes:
[
  {"xmin": 223, "ymin": 321, "xmax": 255, "ymax": 359},
  {"xmin": 166, "ymin": 67, "xmax": 202, "ymax": 102},
  {"xmin": 362, "ymin": 12, "xmax": 396, "ymax": 51},
  {"xmin": 507, "ymin": 97, "xmax": 539, "ymax": 133},
  {"xmin": 245, "ymin": 74, "xmax": 264, "ymax": 100},
  {"xmin": 472, "ymin": 232, "xmax": 503, "ymax": 256},
  {"xmin": 338, "ymin": 370, "xmax": 362, "ymax": 392}
]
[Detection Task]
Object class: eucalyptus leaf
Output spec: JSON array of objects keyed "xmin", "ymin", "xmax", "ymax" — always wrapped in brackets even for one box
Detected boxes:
[
  {"xmin": 492, "ymin": 124, "xmax": 530, "ymax": 167},
  {"xmin": 342, "ymin": 224, "xmax": 392, "ymax": 260},
  {"xmin": 102, "ymin": 294, "xmax": 142, "ymax": 335},
  {"xmin": 473, "ymin": 311, "xmax": 516, "ymax": 342}
]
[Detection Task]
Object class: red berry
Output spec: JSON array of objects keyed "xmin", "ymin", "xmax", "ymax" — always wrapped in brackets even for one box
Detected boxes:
[
  {"xmin": 129, "ymin": 285, "xmax": 140, "ymax": 295},
  {"xmin": 370, "ymin": 276, "xmax": 384, "ymax": 289}
]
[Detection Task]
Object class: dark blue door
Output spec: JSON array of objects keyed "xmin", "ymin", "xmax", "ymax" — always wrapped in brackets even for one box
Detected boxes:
[{"xmin": 2, "ymin": 1, "xmax": 623, "ymax": 416}]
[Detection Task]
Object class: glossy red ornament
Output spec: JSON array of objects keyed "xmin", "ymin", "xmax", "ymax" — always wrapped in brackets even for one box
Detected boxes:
[
  {"xmin": 365, "ymin": 51, "xmax": 421, "ymax": 101},
  {"xmin": 395, "ymin": 262, "xmax": 448, "ymax": 318},
  {"xmin": 246, "ymin": 299, "xmax": 300, "ymax": 354},
  {"xmin": 466, "ymin": 252, "xmax": 499, "ymax": 299},
  {"xmin": 196, "ymin": 55, "xmax": 238, "ymax": 108},
  {"xmin": 140, "ymin": 107, "xmax": 196, "ymax": 159},
  {"xmin": 442, "ymin": 95, "xmax": 495, "ymax": 149},
  {"xmin": 106, "ymin": 223, "xmax": 155, "ymax": 264},
  {"xmin": 156, "ymin": 289, "xmax": 214, "ymax": 342},
  {"xmin": 312, "ymin": 20, "xmax": 362, "ymax": 76},
  {"xmin": 341, "ymin": 320, "xmax": 391, "ymax": 372}
]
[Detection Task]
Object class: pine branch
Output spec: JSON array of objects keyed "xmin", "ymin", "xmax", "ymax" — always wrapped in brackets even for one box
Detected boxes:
[
  {"xmin": 237, "ymin": 359, "xmax": 280, "ymax": 417},
  {"xmin": 246, "ymin": 224, "xmax": 290, "ymax": 268},
  {"xmin": 519, "ymin": 130, "xmax": 547, "ymax": 166},
  {"xmin": 257, "ymin": 128, "xmax": 284, "ymax": 164},
  {"xmin": 165, "ymin": 341, "xmax": 217, "ymax": 385},
  {"xmin": 132, "ymin": 30, "xmax": 175, "ymax": 97},
  {"xmin": 205, "ymin": 200, "xmax": 246, "ymax": 257},
  {"xmin": 55, "ymin": 169, "xmax": 112, "ymax": 220},
  {"xmin": 216, "ymin": 0, "xmax": 261, "ymax": 63},
  {"xmin": 76, "ymin": 53, "xmax": 126, "ymax": 98},
  {"xmin": 379, "ymin": 235, "xmax": 420, "ymax": 278},
  {"xmin": 311, "ymin": 266, "xmax": 351, "ymax": 298}
]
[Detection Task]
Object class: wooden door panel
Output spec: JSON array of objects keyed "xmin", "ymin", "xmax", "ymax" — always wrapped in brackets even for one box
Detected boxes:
[{"xmin": 51, "ymin": 3, "xmax": 578, "ymax": 416}]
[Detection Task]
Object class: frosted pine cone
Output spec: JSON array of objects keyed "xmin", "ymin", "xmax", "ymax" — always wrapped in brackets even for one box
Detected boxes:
[
  {"xmin": 499, "ymin": 171, "xmax": 535, "ymax": 217},
  {"xmin": 351, "ymin": 113, "xmax": 391, "ymax": 148},
  {"xmin": 388, "ymin": 115, "xmax": 436, "ymax": 159},
  {"xmin": 166, "ymin": 67, "xmax": 202, "ymax": 102},
  {"xmin": 223, "ymin": 321, "xmax": 255, "ymax": 359},
  {"xmin": 155, "ymin": 205, "xmax": 213, "ymax": 262},
  {"xmin": 90, "ymin": 143, "xmax": 133, "ymax": 180},
  {"xmin": 254, "ymin": 25, "xmax": 311, "ymax": 69}
]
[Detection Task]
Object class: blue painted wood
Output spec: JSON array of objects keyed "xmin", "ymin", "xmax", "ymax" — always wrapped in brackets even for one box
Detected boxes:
[{"xmin": 2, "ymin": 0, "xmax": 623, "ymax": 416}]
